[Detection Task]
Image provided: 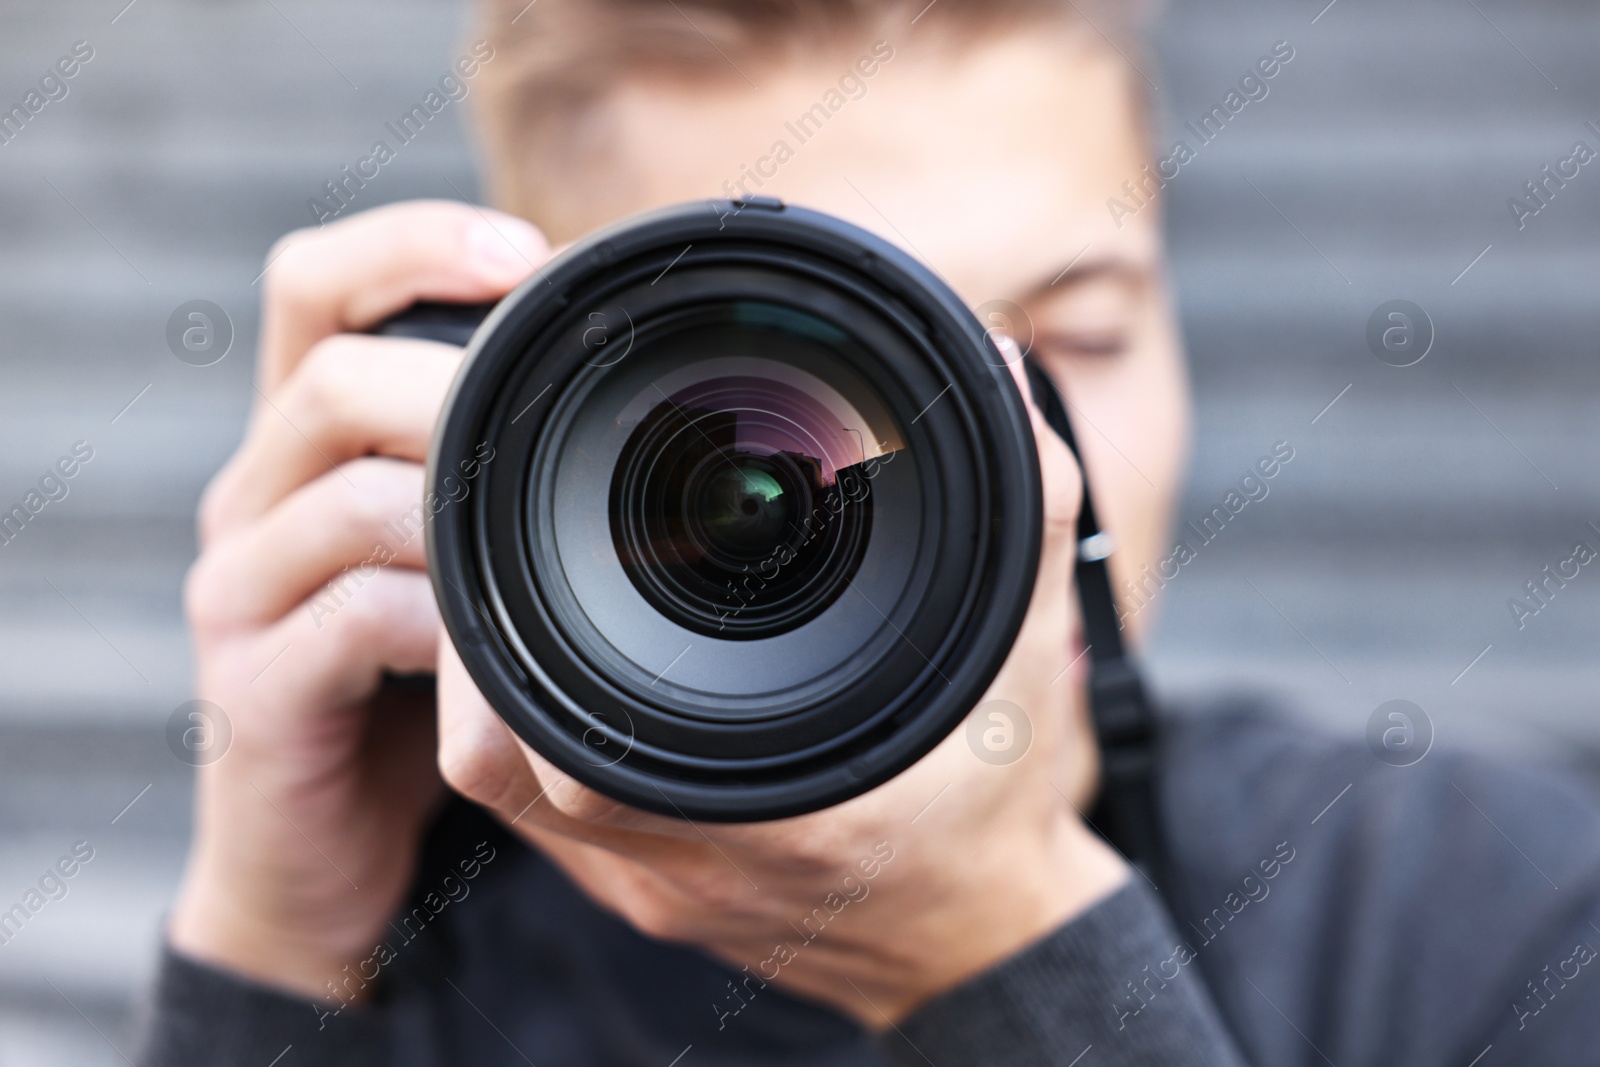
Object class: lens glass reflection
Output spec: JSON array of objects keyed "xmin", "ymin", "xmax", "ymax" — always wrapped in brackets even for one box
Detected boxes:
[{"xmin": 613, "ymin": 371, "xmax": 880, "ymax": 638}]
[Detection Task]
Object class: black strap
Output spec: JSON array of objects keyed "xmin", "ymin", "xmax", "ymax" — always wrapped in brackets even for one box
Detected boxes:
[{"xmin": 1023, "ymin": 359, "xmax": 1166, "ymax": 886}]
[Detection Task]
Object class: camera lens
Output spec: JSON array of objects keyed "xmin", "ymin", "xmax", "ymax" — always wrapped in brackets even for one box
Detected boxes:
[{"xmin": 426, "ymin": 199, "xmax": 1041, "ymax": 821}]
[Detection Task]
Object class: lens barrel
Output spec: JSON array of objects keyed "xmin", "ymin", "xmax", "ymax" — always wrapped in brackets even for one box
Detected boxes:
[{"xmin": 426, "ymin": 198, "xmax": 1041, "ymax": 821}]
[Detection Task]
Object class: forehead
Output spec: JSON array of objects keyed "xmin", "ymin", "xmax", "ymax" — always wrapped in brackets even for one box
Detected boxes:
[{"xmin": 574, "ymin": 31, "xmax": 1160, "ymax": 304}]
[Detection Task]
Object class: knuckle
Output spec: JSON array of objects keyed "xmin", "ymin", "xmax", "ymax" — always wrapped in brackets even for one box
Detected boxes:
[
  {"xmin": 772, "ymin": 832, "xmax": 844, "ymax": 876},
  {"xmin": 322, "ymin": 571, "xmax": 390, "ymax": 641},
  {"xmin": 675, "ymin": 867, "xmax": 747, "ymax": 915},
  {"xmin": 285, "ymin": 335, "xmax": 366, "ymax": 433},
  {"xmin": 623, "ymin": 896, "xmax": 693, "ymax": 944},
  {"xmin": 261, "ymin": 227, "xmax": 320, "ymax": 310},
  {"xmin": 398, "ymin": 202, "xmax": 476, "ymax": 258},
  {"xmin": 315, "ymin": 569, "xmax": 437, "ymax": 673},
  {"xmin": 395, "ymin": 198, "xmax": 491, "ymax": 236},
  {"xmin": 1042, "ymin": 461, "xmax": 1084, "ymax": 542},
  {"xmin": 1043, "ymin": 502, "xmax": 1080, "ymax": 541},
  {"xmin": 339, "ymin": 201, "xmax": 475, "ymax": 282},
  {"xmin": 183, "ymin": 551, "xmax": 233, "ymax": 634},
  {"xmin": 544, "ymin": 779, "xmax": 629, "ymax": 825},
  {"xmin": 307, "ymin": 580, "xmax": 380, "ymax": 663},
  {"xmin": 195, "ymin": 466, "xmax": 237, "ymax": 547},
  {"xmin": 438, "ymin": 730, "xmax": 520, "ymax": 811},
  {"xmin": 336, "ymin": 457, "xmax": 415, "ymax": 537}
]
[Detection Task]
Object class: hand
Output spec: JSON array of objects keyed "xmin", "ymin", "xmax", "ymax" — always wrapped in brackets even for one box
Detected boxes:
[
  {"xmin": 168, "ymin": 201, "xmax": 549, "ymax": 999},
  {"xmin": 437, "ymin": 337, "xmax": 1128, "ymax": 1027}
]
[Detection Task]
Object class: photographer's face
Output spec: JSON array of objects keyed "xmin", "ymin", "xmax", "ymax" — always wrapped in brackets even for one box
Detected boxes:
[{"xmin": 532, "ymin": 30, "xmax": 1189, "ymax": 634}]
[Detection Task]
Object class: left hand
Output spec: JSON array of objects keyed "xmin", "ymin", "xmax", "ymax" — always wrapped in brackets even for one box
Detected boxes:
[{"xmin": 437, "ymin": 346, "xmax": 1128, "ymax": 1027}]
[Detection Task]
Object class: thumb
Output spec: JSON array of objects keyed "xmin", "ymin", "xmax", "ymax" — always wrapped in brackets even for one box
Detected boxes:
[
  {"xmin": 996, "ymin": 337, "xmax": 1084, "ymax": 587},
  {"xmin": 435, "ymin": 635, "xmax": 699, "ymax": 848}
]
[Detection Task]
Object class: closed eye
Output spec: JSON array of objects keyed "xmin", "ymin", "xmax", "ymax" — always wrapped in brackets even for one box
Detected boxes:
[{"xmin": 1033, "ymin": 331, "xmax": 1130, "ymax": 359}]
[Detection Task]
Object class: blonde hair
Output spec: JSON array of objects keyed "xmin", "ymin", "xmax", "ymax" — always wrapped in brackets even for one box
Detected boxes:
[{"xmin": 471, "ymin": 0, "xmax": 1156, "ymax": 229}]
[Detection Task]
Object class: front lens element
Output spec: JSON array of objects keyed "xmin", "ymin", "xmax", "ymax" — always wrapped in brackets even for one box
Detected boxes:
[
  {"xmin": 612, "ymin": 368, "xmax": 877, "ymax": 639},
  {"xmin": 693, "ymin": 457, "xmax": 802, "ymax": 562}
]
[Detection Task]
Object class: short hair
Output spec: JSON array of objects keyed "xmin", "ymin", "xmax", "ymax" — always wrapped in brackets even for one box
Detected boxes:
[{"xmin": 472, "ymin": 0, "xmax": 1157, "ymax": 228}]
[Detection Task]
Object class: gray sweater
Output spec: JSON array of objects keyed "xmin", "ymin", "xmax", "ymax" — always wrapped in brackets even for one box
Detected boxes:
[{"xmin": 136, "ymin": 705, "xmax": 1600, "ymax": 1066}]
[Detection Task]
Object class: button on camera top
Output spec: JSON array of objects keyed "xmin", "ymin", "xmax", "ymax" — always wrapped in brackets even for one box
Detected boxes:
[{"xmin": 731, "ymin": 195, "xmax": 785, "ymax": 211}]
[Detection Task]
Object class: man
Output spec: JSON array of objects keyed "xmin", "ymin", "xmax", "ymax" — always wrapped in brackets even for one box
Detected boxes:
[{"xmin": 139, "ymin": 1, "xmax": 1600, "ymax": 1064}]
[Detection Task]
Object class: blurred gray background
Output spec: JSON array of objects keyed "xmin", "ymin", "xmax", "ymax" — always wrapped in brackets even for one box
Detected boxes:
[{"xmin": 1, "ymin": 0, "xmax": 1597, "ymax": 1060}]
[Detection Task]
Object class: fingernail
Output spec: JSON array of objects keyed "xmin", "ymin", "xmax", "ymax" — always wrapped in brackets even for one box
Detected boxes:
[{"xmin": 469, "ymin": 217, "xmax": 540, "ymax": 279}]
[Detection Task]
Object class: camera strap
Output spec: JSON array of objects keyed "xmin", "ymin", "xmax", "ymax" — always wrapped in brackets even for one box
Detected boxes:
[{"xmin": 1022, "ymin": 359, "xmax": 1167, "ymax": 889}]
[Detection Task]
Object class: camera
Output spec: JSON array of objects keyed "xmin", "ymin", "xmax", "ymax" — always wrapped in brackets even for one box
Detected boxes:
[{"xmin": 384, "ymin": 198, "xmax": 1128, "ymax": 824}]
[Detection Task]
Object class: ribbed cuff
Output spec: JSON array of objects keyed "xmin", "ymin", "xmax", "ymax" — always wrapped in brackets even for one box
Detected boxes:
[
  {"xmin": 878, "ymin": 880, "xmax": 1245, "ymax": 1067},
  {"xmin": 135, "ymin": 945, "xmax": 383, "ymax": 1067}
]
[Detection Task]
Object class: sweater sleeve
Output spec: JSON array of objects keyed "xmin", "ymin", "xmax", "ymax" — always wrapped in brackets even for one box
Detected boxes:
[
  {"xmin": 877, "ymin": 878, "xmax": 1247, "ymax": 1067},
  {"xmin": 135, "ymin": 946, "xmax": 383, "ymax": 1067}
]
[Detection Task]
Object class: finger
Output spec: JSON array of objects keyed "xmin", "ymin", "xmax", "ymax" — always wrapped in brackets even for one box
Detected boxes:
[
  {"xmin": 436, "ymin": 642, "xmax": 717, "ymax": 853},
  {"xmin": 258, "ymin": 200, "xmax": 548, "ymax": 392},
  {"xmin": 517, "ymin": 827, "xmax": 671, "ymax": 916},
  {"xmin": 514, "ymin": 824, "xmax": 775, "ymax": 947},
  {"xmin": 188, "ymin": 458, "xmax": 428, "ymax": 631},
  {"xmin": 519, "ymin": 741, "xmax": 719, "ymax": 842},
  {"xmin": 437, "ymin": 639, "xmax": 544, "ymax": 821},
  {"xmin": 203, "ymin": 336, "xmax": 461, "ymax": 539},
  {"xmin": 216, "ymin": 568, "xmax": 441, "ymax": 717}
]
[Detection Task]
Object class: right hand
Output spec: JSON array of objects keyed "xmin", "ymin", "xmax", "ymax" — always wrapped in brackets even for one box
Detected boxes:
[{"xmin": 167, "ymin": 201, "xmax": 549, "ymax": 999}]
